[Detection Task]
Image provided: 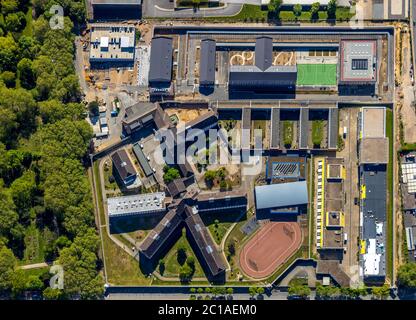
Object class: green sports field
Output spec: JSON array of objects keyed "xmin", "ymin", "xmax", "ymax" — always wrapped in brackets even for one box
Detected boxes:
[{"xmin": 297, "ymin": 64, "xmax": 337, "ymax": 86}]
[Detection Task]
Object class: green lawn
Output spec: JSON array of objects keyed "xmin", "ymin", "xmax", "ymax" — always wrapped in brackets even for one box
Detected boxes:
[
  {"xmin": 283, "ymin": 121, "xmax": 294, "ymax": 146},
  {"xmin": 312, "ymin": 120, "xmax": 324, "ymax": 147},
  {"xmin": 297, "ymin": 64, "xmax": 338, "ymax": 86},
  {"xmin": 93, "ymin": 161, "xmax": 151, "ymax": 285},
  {"xmin": 207, "ymin": 4, "xmax": 267, "ymax": 22},
  {"xmin": 385, "ymin": 109, "xmax": 393, "ymax": 282},
  {"xmin": 21, "ymin": 224, "xmax": 56, "ymax": 265},
  {"xmin": 163, "ymin": 229, "xmax": 206, "ymax": 280},
  {"xmin": 201, "ymin": 211, "xmax": 244, "ymax": 245}
]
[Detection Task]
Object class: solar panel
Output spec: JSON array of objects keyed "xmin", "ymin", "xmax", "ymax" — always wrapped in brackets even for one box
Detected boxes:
[{"xmin": 352, "ymin": 59, "xmax": 368, "ymax": 70}]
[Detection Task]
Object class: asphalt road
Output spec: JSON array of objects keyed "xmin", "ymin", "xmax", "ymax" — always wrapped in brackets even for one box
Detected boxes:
[{"xmin": 142, "ymin": 0, "xmax": 243, "ymax": 18}]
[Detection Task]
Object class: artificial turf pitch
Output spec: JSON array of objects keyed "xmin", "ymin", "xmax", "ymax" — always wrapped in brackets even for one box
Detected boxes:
[{"xmin": 297, "ymin": 64, "xmax": 337, "ymax": 86}]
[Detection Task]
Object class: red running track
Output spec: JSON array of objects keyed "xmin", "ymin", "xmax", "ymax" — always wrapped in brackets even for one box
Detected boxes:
[{"xmin": 239, "ymin": 222, "xmax": 302, "ymax": 279}]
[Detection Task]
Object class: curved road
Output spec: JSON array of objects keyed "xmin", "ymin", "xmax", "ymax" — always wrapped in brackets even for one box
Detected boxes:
[{"xmin": 143, "ymin": 0, "xmax": 243, "ymax": 18}]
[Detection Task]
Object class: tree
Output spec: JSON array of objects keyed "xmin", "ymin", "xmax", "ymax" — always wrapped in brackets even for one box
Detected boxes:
[
  {"xmin": 371, "ymin": 285, "xmax": 390, "ymax": 300},
  {"xmin": 293, "ymin": 4, "xmax": 302, "ymax": 18},
  {"xmin": 1, "ymin": 71, "xmax": 16, "ymax": 88},
  {"xmin": 1, "ymin": 0, "xmax": 19, "ymax": 14},
  {"xmin": 179, "ymin": 263, "xmax": 193, "ymax": 282},
  {"xmin": 288, "ymin": 284, "xmax": 311, "ymax": 299},
  {"xmin": 249, "ymin": 286, "xmax": 257, "ymax": 298},
  {"xmin": 197, "ymin": 287, "xmax": 204, "ymax": 295},
  {"xmin": 267, "ymin": 0, "xmax": 282, "ymax": 13},
  {"xmin": 177, "ymin": 245, "xmax": 187, "ymax": 265},
  {"xmin": 186, "ymin": 256, "xmax": 195, "ymax": 271},
  {"xmin": 5, "ymin": 12, "xmax": 26, "ymax": 32},
  {"xmin": 327, "ymin": 0, "xmax": 337, "ymax": 19},
  {"xmin": 88, "ymin": 100, "xmax": 99, "ymax": 117},
  {"xmin": 43, "ymin": 287, "xmax": 64, "ymax": 300},
  {"xmin": 204, "ymin": 170, "xmax": 217, "ymax": 183},
  {"xmin": 226, "ymin": 287, "xmax": 234, "ymax": 295},
  {"xmin": 310, "ymin": 2, "xmax": 320, "ymax": 19},
  {"xmin": 17, "ymin": 58, "xmax": 35, "ymax": 90},
  {"xmin": 9, "ymin": 170, "xmax": 36, "ymax": 220},
  {"xmin": 0, "ymin": 183, "xmax": 19, "ymax": 236},
  {"xmin": 0, "ymin": 245, "xmax": 16, "ymax": 291},
  {"xmin": 257, "ymin": 287, "xmax": 265, "ymax": 295},
  {"xmin": 163, "ymin": 167, "xmax": 180, "ymax": 183},
  {"xmin": 58, "ymin": 230, "xmax": 104, "ymax": 299},
  {"xmin": 397, "ymin": 262, "xmax": 416, "ymax": 288},
  {"xmin": 0, "ymin": 35, "xmax": 19, "ymax": 72}
]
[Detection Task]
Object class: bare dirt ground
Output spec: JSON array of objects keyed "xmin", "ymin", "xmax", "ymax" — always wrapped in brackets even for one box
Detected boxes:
[
  {"xmin": 399, "ymin": 25, "xmax": 416, "ymax": 143},
  {"xmin": 165, "ymin": 108, "xmax": 209, "ymax": 124}
]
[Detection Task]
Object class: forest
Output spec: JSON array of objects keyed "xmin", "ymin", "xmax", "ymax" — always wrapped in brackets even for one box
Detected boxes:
[{"xmin": 0, "ymin": 0, "xmax": 103, "ymax": 299}]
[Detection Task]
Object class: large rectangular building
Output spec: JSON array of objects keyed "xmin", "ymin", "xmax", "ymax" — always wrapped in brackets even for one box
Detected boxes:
[
  {"xmin": 228, "ymin": 37, "xmax": 297, "ymax": 94},
  {"xmin": 255, "ymin": 181, "xmax": 308, "ymax": 213},
  {"xmin": 107, "ymin": 192, "xmax": 166, "ymax": 218},
  {"xmin": 149, "ymin": 37, "xmax": 173, "ymax": 90},
  {"xmin": 91, "ymin": 0, "xmax": 142, "ymax": 20},
  {"xmin": 89, "ymin": 24, "xmax": 135, "ymax": 64}
]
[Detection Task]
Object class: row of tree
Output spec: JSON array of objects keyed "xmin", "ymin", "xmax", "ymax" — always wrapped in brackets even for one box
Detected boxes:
[{"xmin": 0, "ymin": 0, "xmax": 103, "ymax": 299}]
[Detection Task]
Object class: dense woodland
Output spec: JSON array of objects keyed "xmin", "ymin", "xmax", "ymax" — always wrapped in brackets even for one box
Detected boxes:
[{"xmin": 0, "ymin": 0, "xmax": 103, "ymax": 299}]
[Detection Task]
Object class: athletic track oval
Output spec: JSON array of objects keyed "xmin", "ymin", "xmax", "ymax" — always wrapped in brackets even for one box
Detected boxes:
[{"xmin": 239, "ymin": 222, "xmax": 302, "ymax": 279}]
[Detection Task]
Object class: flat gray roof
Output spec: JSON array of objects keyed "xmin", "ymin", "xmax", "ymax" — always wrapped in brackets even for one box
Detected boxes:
[
  {"xmin": 360, "ymin": 138, "xmax": 389, "ymax": 164},
  {"xmin": 255, "ymin": 36, "xmax": 273, "ymax": 71},
  {"xmin": 255, "ymin": 181, "xmax": 308, "ymax": 210},
  {"xmin": 328, "ymin": 108, "xmax": 339, "ymax": 149},
  {"xmin": 340, "ymin": 40, "xmax": 377, "ymax": 83},
  {"xmin": 149, "ymin": 37, "xmax": 173, "ymax": 83},
  {"xmin": 199, "ymin": 39, "xmax": 216, "ymax": 85},
  {"xmin": 108, "ymin": 192, "xmax": 165, "ymax": 217},
  {"xmin": 133, "ymin": 143, "xmax": 153, "ymax": 177},
  {"xmin": 299, "ymin": 108, "xmax": 309, "ymax": 149},
  {"xmin": 270, "ymin": 108, "xmax": 280, "ymax": 149}
]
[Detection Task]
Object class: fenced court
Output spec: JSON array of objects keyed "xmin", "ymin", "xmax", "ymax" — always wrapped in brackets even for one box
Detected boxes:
[
  {"xmin": 297, "ymin": 64, "xmax": 337, "ymax": 86},
  {"xmin": 239, "ymin": 222, "xmax": 302, "ymax": 279}
]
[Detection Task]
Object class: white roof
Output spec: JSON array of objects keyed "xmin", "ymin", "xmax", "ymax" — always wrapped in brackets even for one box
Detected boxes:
[
  {"xmin": 121, "ymin": 36, "xmax": 131, "ymax": 48},
  {"xmin": 107, "ymin": 192, "xmax": 166, "ymax": 216},
  {"xmin": 363, "ymin": 239, "xmax": 380, "ymax": 276},
  {"xmin": 100, "ymin": 36, "xmax": 109, "ymax": 48}
]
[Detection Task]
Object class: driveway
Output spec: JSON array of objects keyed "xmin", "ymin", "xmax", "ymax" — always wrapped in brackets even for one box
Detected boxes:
[{"xmin": 142, "ymin": 0, "xmax": 243, "ymax": 18}]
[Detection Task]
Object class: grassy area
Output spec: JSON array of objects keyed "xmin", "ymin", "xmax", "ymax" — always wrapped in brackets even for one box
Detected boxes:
[
  {"xmin": 93, "ymin": 161, "xmax": 151, "ymax": 285},
  {"xmin": 385, "ymin": 109, "xmax": 393, "ymax": 282},
  {"xmin": 279, "ymin": 10, "xmax": 328, "ymax": 21},
  {"xmin": 201, "ymin": 211, "xmax": 244, "ymax": 245},
  {"xmin": 297, "ymin": 64, "xmax": 337, "ymax": 86},
  {"xmin": 21, "ymin": 224, "xmax": 56, "ymax": 265},
  {"xmin": 283, "ymin": 121, "xmax": 294, "ymax": 147},
  {"xmin": 312, "ymin": 120, "xmax": 324, "ymax": 147},
  {"xmin": 206, "ymin": 4, "xmax": 267, "ymax": 23},
  {"xmin": 163, "ymin": 229, "xmax": 206, "ymax": 280},
  {"xmin": 103, "ymin": 162, "xmax": 120, "ymax": 192}
]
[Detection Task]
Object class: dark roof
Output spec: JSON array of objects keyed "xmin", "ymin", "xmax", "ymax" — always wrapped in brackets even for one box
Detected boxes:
[
  {"xmin": 111, "ymin": 149, "xmax": 136, "ymax": 182},
  {"xmin": 166, "ymin": 178, "xmax": 186, "ymax": 198},
  {"xmin": 255, "ymin": 37, "xmax": 273, "ymax": 71},
  {"xmin": 199, "ymin": 39, "xmax": 216, "ymax": 85},
  {"xmin": 270, "ymin": 108, "xmax": 280, "ymax": 149},
  {"xmin": 328, "ymin": 108, "xmax": 339, "ymax": 150},
  {"xmin": 185, "ymin": 110, "xmax": 218, "ymax": 133},
  {"xmin": 316, "ymin": 260, "xmax": 351, "ymax": 287},
  {"xmin": 149, "ymin": 37, "xmax": 173, "ymax": 83},
  {"xmin": 132, "ymin": 143, "xmax": 153, "ymax": 177},
  {"xmin": 92, "ymin": 0, "xmax": 141, "ymax": 4},
  {"xmin": 229, "ymin": 65, "xmax": 297, "ymax": 88},
  {"xmin": 361, "ymin": 166, "xmax": 387, "ymax": 239},
  {"xmin": 196, "ymin": 190, "xmax": 247, "ymax": 213},
  {"xmin": 139, "ymin": 209, "xmax": 183, "ymax": 260},
  {"xmin": 299, "ymin": 108, "xmax": 309, "ymax": 149},
  {"xmin": 183, "ymin": 206, "xmax": 226, "ymax": 277},
  {"xmin": 241, "ymin": 108, "xmax": 251, "ymax": 149}
]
